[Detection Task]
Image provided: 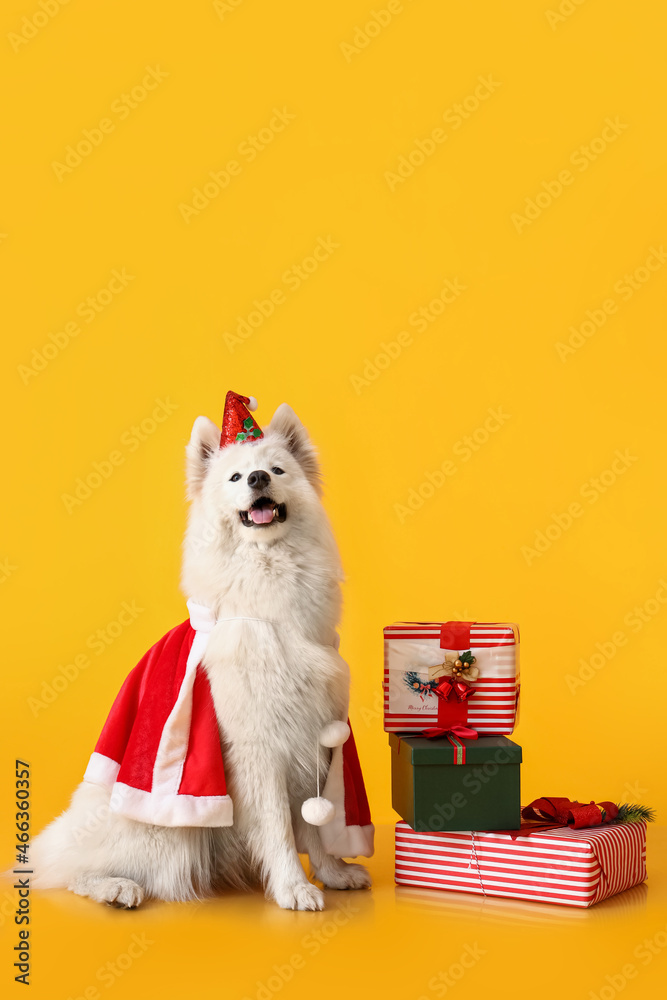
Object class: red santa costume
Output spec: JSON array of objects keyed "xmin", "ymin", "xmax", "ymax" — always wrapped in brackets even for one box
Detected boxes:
[{"xmin": 83, "ymin": 392, "xmax": 374, "ymax": 860}]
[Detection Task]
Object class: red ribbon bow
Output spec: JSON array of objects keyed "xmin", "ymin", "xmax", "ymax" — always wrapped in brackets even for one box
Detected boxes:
[
  {"xmin": 422, "ymin": 724, "xmax": 478, "ymax": 741},
  {"xmin": 420, "ymin": 724, "xmax": 478, "ymax": 764},
  {"xmin": 521, "ymin": 796, "xmax": 619, "ymax": 830}
]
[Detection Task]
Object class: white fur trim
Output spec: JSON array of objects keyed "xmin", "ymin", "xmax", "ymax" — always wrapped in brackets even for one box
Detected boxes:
[
  {"xmin": 151, "ymin": 628, "xmax": 209, "ymax": 798},
  {"xmin": 84, "ymin": 751, "xmax": 120, "ymax": 788},
  {"xmin": 247, "ymin": 396, "xmax": 258, "ymax": 411},
  {"xmin": 319, "ymin": 721, "xmax": 350, "ymax": 748},
  {"xmin": 109, "ymin": 782, "xmax": 233, "ymax": 828},
  {"xmin": 317, "ymin": 744, "xmax": 375, "ymax": 858},
  {"xmin": 186, "ymin": 600, "xmax": 217, "ymax": 633},
  {"xmin": 319, "ymin": 823, "xmax": 375, "ymax": 859},
  {"xmin": 301, "ymin": 797, "xmax": 335, "ymax": 826}
]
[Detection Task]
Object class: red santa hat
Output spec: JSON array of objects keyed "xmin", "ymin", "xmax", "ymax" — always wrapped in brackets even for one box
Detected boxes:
[{"xmin": 220, "ymin": 391, "xmax": 263, "ymax": 448}]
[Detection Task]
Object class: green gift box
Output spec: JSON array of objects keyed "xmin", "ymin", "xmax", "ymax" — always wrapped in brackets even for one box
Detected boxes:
[{"xmin": 389, "ymin": 733, "xmax": 522, "ymax": 832}]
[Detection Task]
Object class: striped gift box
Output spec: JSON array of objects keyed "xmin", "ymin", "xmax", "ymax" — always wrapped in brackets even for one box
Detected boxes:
[
  {"xmin": 383, "ymin": 621, "xmax": 520, "ymax": 734},
  {"xmin": 394, "ymin": 820, "xmax": 647, "ymax": 908}
]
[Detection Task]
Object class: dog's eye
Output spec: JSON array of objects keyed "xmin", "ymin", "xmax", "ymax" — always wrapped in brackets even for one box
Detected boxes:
[
  {"xmin": 230, "ymin": 473, "xmax": 242, "ymax": 482},
  {"xmin": 271, "ymin": 467, "xmax": 285, "ymax": 475}
]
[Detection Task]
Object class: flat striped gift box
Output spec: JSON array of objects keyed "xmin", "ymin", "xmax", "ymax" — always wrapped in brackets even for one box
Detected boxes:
[
  {"xmin": 383, "ymin": 621, "xmax": 520, "ymax": 734},
  {"xmin": 394, "ymin": 820, "xmax": 647, "ymax": 908}
]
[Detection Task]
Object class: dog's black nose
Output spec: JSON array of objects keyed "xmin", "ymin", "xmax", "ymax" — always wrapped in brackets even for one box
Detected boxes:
[{"xmin": 247, "ymin": 469, "xmax": 271, "ymax": 490}]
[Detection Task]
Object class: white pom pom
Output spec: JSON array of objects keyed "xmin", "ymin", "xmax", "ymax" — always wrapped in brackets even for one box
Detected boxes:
[
  {"xmin": 319, "ymin": 721, "xmax": 350, "ymax": 748},
  {"xmin": 247, "ymin": 396, "xmax": 258, "ymax": 411},
  {"xmin": 301, "ymin": 797, "xmax": 335, "ymax": 826}
]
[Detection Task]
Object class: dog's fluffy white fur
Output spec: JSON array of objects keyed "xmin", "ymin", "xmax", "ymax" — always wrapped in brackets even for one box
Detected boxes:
[{"xmin": 32, "ymin": 404, "xmax": 370, "ymax": 911}]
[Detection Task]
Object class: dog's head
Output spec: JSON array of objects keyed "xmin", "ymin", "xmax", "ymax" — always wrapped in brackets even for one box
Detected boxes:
[{"xmin": 185, "ymin": 403, "xmax": 323, "ymax": 549}]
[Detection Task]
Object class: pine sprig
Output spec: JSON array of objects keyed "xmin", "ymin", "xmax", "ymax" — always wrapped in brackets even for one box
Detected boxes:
[
  {"xmin": 404, "ymin": 671, "xmax": 437, "ymax": 698},
  {"xmin": 612, "ymin": 803, "xmax": 655, "ymax": 825}
]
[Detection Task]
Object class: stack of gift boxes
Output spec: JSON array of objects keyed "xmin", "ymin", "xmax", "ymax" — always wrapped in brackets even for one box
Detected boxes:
[{"xmin": 383, "ymin": 621, "xmax": 648, "ymax": 908}]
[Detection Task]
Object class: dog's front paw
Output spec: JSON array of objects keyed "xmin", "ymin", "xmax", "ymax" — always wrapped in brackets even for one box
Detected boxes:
[
  {"xmin": 100, "ymin": 877, "xmax": 145, "ymax": 908},
  {"xmin": 69, "ymin": 874, "xmax": 145, "ymax": 908},
  {"xmin": 273, "ymin": 882, "xmax": 325, "ymax": 911},
  {"xmin": 317, "ymin": 860, "xmax": 372, "ymax": 891}
]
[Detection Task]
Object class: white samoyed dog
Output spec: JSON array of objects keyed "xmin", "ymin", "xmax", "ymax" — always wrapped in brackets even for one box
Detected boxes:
[{"xmin": 32, "ymin": 403, "xmax": 372, "ymax": 911}]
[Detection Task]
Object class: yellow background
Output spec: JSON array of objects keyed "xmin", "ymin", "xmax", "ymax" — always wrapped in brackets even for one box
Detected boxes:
[{"xmin": 2, "ymin": 0, "xmax": 667, "ymax": 997}]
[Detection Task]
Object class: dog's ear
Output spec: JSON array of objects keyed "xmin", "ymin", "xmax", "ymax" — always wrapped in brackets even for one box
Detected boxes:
[
  {"xmin": 269, "ymin": 403, "xmax": 322, "ymax": 495},
  {"xmin": 186, "ymin": 416, "xmax": 219, "ymax": 496}
]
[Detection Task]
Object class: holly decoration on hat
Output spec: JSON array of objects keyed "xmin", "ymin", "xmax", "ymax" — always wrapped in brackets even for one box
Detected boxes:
[{"xmin": 235, "ymin": 417, "xmax": 263, "ymax": 442}]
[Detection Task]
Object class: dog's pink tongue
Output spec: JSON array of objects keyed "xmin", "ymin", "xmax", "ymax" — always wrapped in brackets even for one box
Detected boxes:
[{"xmin": 251, "ymin": 507, "xmax": 274, "ymax": 524}]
